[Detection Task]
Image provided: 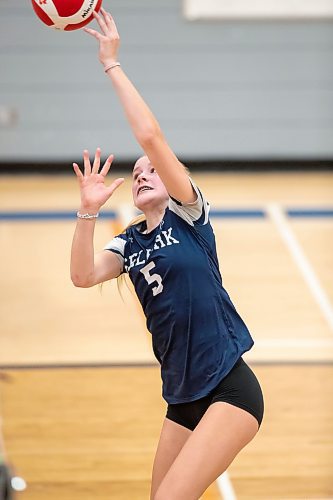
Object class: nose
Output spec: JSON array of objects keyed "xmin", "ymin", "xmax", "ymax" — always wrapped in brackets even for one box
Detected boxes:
[{"xmin": 137, "ymin": 172, "xmax": 147, "ymax": 182}]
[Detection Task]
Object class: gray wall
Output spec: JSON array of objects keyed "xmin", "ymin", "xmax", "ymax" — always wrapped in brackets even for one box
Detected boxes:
[{"xmin": 0, "ymin": 0, "xmax": 332, "ymax": 164}]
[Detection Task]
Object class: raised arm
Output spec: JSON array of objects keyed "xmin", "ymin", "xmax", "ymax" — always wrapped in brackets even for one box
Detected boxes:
[
  {"xmin": 85, "ymin": 9, "xmax": 196, "ymax": 204},
  {"xmin": 70, "ymin": 148, "xmax": 124, "ymax": 288}
]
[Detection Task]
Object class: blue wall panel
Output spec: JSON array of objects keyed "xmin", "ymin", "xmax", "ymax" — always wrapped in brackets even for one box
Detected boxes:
[{"xmin": 0, "ymin": 0, "xmax": 332, "ymax": 164}]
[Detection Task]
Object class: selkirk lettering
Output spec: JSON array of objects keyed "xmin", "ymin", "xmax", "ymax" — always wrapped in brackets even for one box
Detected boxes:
[{"xmin": 125, "ymin": 227, "xmax": 179, "ymax": 272}]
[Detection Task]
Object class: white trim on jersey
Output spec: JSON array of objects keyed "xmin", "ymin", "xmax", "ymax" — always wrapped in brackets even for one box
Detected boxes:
[
  {"xmin": 104, "ymin": 236, "xmax": 126, "ymax": 267},
  {"xmin": 103, "ymin": 180, "xmax": 209, "ymax": 268},
  {"xmin": 168, "ymin": 178, "xmax": 210, "ymax": 226}
]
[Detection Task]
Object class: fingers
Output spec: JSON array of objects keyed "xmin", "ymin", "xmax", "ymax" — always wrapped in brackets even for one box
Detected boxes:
[
  {"xmin": 100, "ymin": 8, "xmax": 119, "ymax": 36},
  {"xmin": 101, "ymin": 7, "xmax": 112, "ymax": 30},
  {"xmin": 104, "ymin": 10, "xmax": 120, "ymax": 38},
  {"xmin": 72, "ymin": 162, "xmax": 83, "ymax": 181},
  {"xmin": 76, "ymin": 149, "xmax": 118, "ymax": 182},
  {"xmin": 91, "ymin": 147, "xmax": 101, "ymax": 174},
  {"xmin": 93, "ymin": 8, "xmax": 119, "ymax": 38},
  {"xmin": 83, "ymin": 149, "xmax": 91, "ymax": 176},
  {"xmin": 99, "ymin": 154, "xmax": 114, "ymax": 177},
  {"xmin": 92, "ymin": 9, "xmax": 109, "ymax": 36},
  {"xmin": 83, "ymin": 27, "xmax": 103, "ymax": 41},
  {"xmin": 106, "ymin": 177, "xmax": 125, "ymax": 197}
]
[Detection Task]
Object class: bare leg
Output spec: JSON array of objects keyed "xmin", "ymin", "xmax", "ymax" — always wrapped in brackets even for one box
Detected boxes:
[
  {"xmin": 154, "ymin": 402, "xmax": 259, "ymax": 500},
  {"xmin": 150, "ymin": 418, "xmax": 192, "ymax": 499},
  {"xmin": 0, "ymin": 413, "xmax": 13, "ymax": 499}
]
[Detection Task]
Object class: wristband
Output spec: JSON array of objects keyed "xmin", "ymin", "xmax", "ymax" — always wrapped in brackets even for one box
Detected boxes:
[
  {"xmin": 77, "ymin": 211, "xmax": 99, "ymax": 219},
  {"xmin": 104, "ymin": 62, "xmax": 121, "ymax": 73}
]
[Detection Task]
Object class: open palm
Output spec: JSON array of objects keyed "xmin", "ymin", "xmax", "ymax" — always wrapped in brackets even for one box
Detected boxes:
[{"xmin": 73, "ymin": 148, "xmax": 124, "ymax": 212}]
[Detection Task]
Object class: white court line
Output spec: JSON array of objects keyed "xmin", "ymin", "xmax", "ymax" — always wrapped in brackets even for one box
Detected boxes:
[
  {"xmin": 216, "ymin": 205, "xmax": 333, "ymax": 498},
  {"xmin": 216, "ymin": 471, "xmax": 237, "ymax": 500},
  {"xmin": 267, "ymin": 203, "xmax": 333, "ymax": 331}
]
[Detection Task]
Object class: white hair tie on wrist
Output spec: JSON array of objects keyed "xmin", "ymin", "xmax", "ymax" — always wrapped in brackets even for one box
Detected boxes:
[{"xmin": 104, "ymin": 62, "xmax": 121, "ymax": 73}]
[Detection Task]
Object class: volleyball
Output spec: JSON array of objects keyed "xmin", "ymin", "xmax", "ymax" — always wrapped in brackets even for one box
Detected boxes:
[{"xmin": 31, "ymin": 0, "xmax": 102, "ymax": 31}]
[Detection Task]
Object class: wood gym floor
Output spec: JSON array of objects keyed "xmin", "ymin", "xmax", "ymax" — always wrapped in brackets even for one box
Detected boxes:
[{"xmin": 0, "ymin": 171, "xmax": 332, "ymax": 499}]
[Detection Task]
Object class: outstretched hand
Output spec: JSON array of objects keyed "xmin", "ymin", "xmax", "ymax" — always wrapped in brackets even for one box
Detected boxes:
[
  {"xmin": 73, "ymin": 148, "xmax": 124, "ymax": 213},
  {"xmin": 84, "ymin": 8, "xmax": 120, "ymax": 68}
]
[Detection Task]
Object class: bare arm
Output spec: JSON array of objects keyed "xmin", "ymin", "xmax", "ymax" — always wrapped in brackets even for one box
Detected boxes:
[
  {"xmin": 70, "ymin": 148, "xmax": 124, "ymax": 287},
  {"xmin": 85, "ymin": 9, "xmax": 196, "ymax": 204},
  {"xmin": 71, "ymin": 225, "xmax": 122, "ymax": 288},
  {"xmin": 107, "ymin": 69, "xmax": 196, "ymax": 204}
]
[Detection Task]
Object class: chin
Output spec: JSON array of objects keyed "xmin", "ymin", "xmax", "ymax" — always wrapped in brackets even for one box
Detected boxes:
[{"xmin": 135, "ymin": 194, "xmax": 168, "ymax": 212}]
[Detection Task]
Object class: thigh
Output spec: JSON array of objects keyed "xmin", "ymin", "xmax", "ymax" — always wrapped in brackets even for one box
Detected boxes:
[
  {"xmin": 150, "ymin": 417, "xmax": 191, "ymax": 500},
  {"xmin": 154, "ymin": 402, "xmax": 259, "ymax": 500}
]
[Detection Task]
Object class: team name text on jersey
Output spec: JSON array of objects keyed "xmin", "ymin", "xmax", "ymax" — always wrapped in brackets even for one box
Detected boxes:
[{"xmin": 124, "ymin": 227, "xmax": 180, "ymax": 272}]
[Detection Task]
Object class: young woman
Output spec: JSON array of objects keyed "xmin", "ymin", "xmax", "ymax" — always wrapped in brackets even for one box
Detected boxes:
[{"xmin": 71, "ymin": 8, "xmax": 264, "ymax": 499}]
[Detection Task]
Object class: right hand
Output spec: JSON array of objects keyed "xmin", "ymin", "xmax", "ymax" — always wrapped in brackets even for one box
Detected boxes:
[
  {"xmin": 84, "ymin": 8, "xmax": 120, "ymax": 68},
  {"xmin": 73, "ymin": 148, "xmax": 124, "ymax": 213}
]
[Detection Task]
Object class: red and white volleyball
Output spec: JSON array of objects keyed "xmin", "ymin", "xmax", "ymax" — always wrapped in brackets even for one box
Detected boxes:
[{"xmin": 31, "ymin": 0, "xmax": 102, "ymax": 31}]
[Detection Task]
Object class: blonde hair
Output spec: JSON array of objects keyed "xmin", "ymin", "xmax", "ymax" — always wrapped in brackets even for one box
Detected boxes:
[{"xmin": 116, "ymin": 213, "xmax": 146, "ymax": 297}]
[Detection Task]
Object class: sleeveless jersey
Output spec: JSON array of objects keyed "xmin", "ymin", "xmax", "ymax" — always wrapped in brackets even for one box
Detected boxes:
[{"xmin": 104, "ymin": 180, "xmax": 254, "ymax": 404}]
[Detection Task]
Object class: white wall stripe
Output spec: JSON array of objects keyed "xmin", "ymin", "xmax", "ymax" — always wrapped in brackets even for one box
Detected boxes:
[
  {"xmin": 216, "ymin": 471, "xmax": 237, "ymax": 500},
  {"xmin": 255, "ymin": 338, "xmax": 333, "ymax": 348},
  {"xmin": 267, "ymin": 203, "xmax": 333, "ymax": 331}
]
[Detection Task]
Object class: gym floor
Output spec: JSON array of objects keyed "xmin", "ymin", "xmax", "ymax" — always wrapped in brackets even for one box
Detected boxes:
[{"xmin": 0, "ymin": 171, "xmax": 332, "ymax": 499}]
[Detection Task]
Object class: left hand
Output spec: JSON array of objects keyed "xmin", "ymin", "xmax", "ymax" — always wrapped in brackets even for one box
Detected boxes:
[
  {"xmin": 73, "ymin": 148, "xmax": 124, "ymax": 213},
  {"xmin": 84, "ymin": 7, "xmax": 120, "ymax": 68}
]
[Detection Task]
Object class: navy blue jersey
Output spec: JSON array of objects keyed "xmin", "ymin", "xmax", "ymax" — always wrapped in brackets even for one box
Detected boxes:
[{"xmin": 104, "ymin": 180, "xmax": 254, "ymax": 404}]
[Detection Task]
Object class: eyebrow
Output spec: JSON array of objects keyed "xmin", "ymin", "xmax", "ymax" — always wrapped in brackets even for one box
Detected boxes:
[
  {"xmin": 132, "ymin": 168, "xmax": 141, "ymax": 177},
  {"xmin": 132, "ymin": 163, "xmax": 152, "ymax": 174}
]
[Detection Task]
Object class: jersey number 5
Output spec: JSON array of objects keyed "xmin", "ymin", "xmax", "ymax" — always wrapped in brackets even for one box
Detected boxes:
[{"xmin": 140, "ymin": 261, "xmax": 163, "ymax": 296}]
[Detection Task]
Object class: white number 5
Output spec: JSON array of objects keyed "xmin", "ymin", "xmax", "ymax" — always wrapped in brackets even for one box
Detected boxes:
[{"xmin": 140, "ymin": 261, "xmax": 163, "ymax": 296}]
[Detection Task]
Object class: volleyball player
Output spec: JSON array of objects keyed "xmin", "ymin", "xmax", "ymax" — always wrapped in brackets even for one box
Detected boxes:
[{"xmin": 71, "ymin": 8, "xmax": 264, "ymax": 499}]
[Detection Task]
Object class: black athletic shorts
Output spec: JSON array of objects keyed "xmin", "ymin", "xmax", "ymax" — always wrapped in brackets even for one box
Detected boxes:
[{"xmin": 166, "ymin": 357, "xmax": 264, "ymax": 431}]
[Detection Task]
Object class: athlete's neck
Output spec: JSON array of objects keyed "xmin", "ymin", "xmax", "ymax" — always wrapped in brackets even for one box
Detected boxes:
[{"xmin": 143, "ymin": 205, "xmax": 167, "ymax": 233}]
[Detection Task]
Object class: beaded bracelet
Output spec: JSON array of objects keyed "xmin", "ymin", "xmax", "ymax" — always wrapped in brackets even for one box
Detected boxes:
[{"xmin": 77, "ymin": 211, "xmax": 99, "ymax": 219}]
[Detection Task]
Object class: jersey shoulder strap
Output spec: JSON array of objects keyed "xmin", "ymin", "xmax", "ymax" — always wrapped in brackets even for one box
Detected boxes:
[
  {"xmin": 103, "ymin": 233, "xmax": 127, "ymax": 273},
  {"xmin": 168, "ymin": 178, "xmax": 210, "ymax": 226}
]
